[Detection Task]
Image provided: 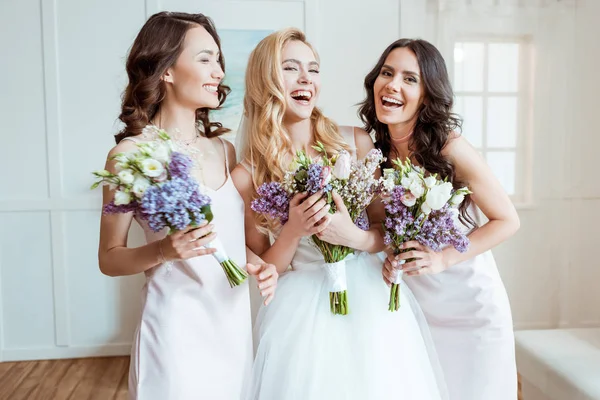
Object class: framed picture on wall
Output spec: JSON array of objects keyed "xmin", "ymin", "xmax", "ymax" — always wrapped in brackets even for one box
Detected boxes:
[{"xmin": 149, "ymin": 0, "xmax": 318, "ymax": 141}]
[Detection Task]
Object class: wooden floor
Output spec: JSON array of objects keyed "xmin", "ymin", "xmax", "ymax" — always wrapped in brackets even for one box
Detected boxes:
[
  {"xmin": 0, "ymin": 356, "xmax": 129, "ymax": 400},
  {"xmin": 0, "ymin": 356, "xmax": 524, "ymax": 400},
  {"xmin": 519, "ymin": 375, "xmax": 523, "ymax": 400}
]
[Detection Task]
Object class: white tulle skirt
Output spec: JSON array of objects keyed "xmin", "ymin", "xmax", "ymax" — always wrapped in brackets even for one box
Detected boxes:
[{"xmin": 244, "ymin": 252, "xmax": 448, "ymax": 400}]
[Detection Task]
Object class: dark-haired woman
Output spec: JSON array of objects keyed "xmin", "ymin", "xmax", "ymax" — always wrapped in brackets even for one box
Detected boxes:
[
  {"xmin": 97, "ymin": 12, "xmax": 277, "ymax": 400},
  {"xmin": 359, "ymin": 39, "xmax": 520, "ymax": 400}
]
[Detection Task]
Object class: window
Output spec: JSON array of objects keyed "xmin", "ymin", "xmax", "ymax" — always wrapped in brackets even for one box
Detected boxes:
[{"xmin": 453, "ymin": 38, "xmax": 533, "ymax": 204}]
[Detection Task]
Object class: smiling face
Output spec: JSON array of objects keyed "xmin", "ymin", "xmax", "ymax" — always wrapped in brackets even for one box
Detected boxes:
[
  {"xmin": 163, "ymin": 25, "xmax": 224, "ymax": 109},
  {"xmin": 280, "ymin": 40, "xmax": 321, "ymax": 123},
  {"xmin": 373, "ymin": 46, "xmax": 425, "ymax": 130}
]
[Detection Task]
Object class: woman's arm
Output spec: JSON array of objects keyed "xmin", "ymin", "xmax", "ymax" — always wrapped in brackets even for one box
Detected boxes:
[
  {"xmin": 98, "ymin": 141, "xmax": 216, "ymax": 276},
  {"xmin": 388, "ymin": 135, "xmax": 520, "ymax": 277},
  {"xmin": 232, "ymin": 164, "xmax": 330, "ymax": 274}
]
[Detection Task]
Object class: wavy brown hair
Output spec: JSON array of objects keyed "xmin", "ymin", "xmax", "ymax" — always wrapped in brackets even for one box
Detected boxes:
[
  {"xmin": 359, "ymin": 38, "xmax": 475, "ymax": 227},
  {"xmin": 115, "ymin": 11, "xmax": 230, "ymax": 143}
]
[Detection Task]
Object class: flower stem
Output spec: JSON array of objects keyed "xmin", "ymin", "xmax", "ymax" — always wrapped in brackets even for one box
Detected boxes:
[
  {"xmin": 330, "ymin": 291, "xmax": 349, "ymax": 315},
  {"xmin": 220, "ymin": 260, "xmax": 248, "ymax": 288},
  {"xmin": 388, "ymin": 283, "xmax": 400, "ymax": 311}
]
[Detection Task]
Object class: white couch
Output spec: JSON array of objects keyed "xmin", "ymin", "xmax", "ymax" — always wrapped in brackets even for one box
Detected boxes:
[{"xmin": 516, "ymin": 328, "xmax": 600, "ymax": 400}]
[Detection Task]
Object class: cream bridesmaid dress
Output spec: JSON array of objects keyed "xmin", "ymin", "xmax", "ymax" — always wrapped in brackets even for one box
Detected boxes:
[{"xmin": 123, "ymin": 132, "xmax": 252, "ymax": 400}]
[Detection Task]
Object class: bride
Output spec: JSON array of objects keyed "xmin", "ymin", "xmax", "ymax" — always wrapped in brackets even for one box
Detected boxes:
[{"xmin": 232, "ymin": 27, "xmax": 448, "ymax": 400}]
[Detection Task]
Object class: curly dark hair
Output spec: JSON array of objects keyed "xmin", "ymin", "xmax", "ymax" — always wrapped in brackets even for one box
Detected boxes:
[
  {"xmin": 115, "ymin": 11, "xmax": 230, "ymax": 143},
  {"xmin": 359, "ymin": 38, "xmax": 475, "ymax": 227}
]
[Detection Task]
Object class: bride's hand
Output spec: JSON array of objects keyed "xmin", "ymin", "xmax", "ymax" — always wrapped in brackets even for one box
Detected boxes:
[
  {"xmin": 394, "ymin": 241, "xmax": 448, "ymax": 276},
  {"xmin": 315, "ymin": 191, "xmax": 359, "ymax": 247},
  {"xmin": 285, "ymin": 191, "xmax": 331, "ymax": 239}
]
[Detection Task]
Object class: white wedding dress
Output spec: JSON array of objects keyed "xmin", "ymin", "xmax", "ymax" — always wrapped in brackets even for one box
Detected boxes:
[{"xmin": 242, "ymin": 127, "xmax": 448, "ymax": 400}]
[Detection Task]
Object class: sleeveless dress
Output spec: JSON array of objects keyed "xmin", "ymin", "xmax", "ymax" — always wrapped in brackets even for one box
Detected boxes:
[
  {"xmin": 404, "ymin": 205, "xmax": 517, "ymax": 400},
  {"xmin": 243, "ymin": 126, "xmax": 448, "ymax": 400},
  {"xmin": 123, "ymin": 132, "xmax": 253, "ymax": 400}
]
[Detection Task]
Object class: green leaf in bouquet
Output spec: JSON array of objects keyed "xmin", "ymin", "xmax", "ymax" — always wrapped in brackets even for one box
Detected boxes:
[
  {"xmin": 294, "ymin": 169, "xmax": 308, "ymax": 182},
  {"xmin": 156, "ymin": 129, "xmax": 171, "ymax": 141},
  {"xmin": 288, "ymin": 159, "xmax": 300, "ymax": 172},
  {"xmin": 295, "ymin": 150, "xmax": 311, "ymax": 167},
  {"xmin": 311, "ymin": 141, "xmax": 327, "ymax": 155},
  {"xmin": 456, "ymin": 187, "xmax": 473, "ymax": 196},
  {"xmin": 201, "ymin": 205, "xmax": 214, "ymax": 223},
  {"xmin": 391, "ymin": 158, "xmax": 404, "ymax": 169},
  {"xmin": 126, "ymin": 160, "xmax": 146, "ymax": 176},
  {"xmin": 108, "ymin": 153, "xmax": 125, "ymax": 162},
  {"xmin": 182, "ymin": 205, "xmax": 213, "ymax": 235},
  {"xmin": 93, "ymin": 169, "xmax": 113, "ymax": 178}
]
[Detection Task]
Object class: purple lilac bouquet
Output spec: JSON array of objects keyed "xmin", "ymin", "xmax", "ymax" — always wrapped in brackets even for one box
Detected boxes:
[
  {"xmin": 251, "ymin": 142, "xmax": 383, "ymax": 315},
  {"xmin": 379, "ymin": 158, "xmax": 471, "ymax": 311},
  {"xmin": 91, "ymin": 129, "xmax": 248, "ymax": 287}
]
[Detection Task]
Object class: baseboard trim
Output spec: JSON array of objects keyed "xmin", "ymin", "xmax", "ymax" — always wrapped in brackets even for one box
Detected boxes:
[{"xmin": 1, "ymin": 343, "xmax": 131, "ymax": 362}]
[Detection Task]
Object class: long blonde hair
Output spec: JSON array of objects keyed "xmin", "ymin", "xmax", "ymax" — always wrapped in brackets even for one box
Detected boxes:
[{"xmin": 240, "ymin": 28, "xmax": 349, "ymax": 230}]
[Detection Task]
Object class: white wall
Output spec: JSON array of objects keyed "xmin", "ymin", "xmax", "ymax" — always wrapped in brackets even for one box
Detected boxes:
[
  {"xmin": 0, "ymin": 0, "xmax": 148, "ymax": 362},
  {"xmin": 562, "ymin": 0, "xmax": 600, "ymax": 328},
  {"xmin": 0, "ymin": 0, "xmax": 400, "ymax": 361},
  {"xmin": 317, "ymin": 0, "xmax": 401, "ymax": 124}
]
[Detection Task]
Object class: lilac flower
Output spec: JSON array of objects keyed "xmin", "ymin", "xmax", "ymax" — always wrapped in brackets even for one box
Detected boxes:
[
  {"xmin": 168, "ymin": 151, "xmax": 193, "ymax": 179},
  {"xmin": 139, "ymin": 176, "xmax": 210, "ymax": 232},
  {"xmin": 380, "ymin": 157, "xmax": 472, "ymax": 311},
  {"xmin": 306, "ymin": 164, "xmax": 324, "ymax": 195},
  {"xmin": 103, "ymin": 200, "xmax": 139, "ymax": 215},
  {"xmin": 253, "ymin": 148, "xmax": 382, "ymax": 245},
  {"xmin": 355, "ymin": 214, "xmax": 370, "ymax": 231},
  {"xmin": 92, "ymin": 133, "xmax": 251, "ymax": 287},
  {"xmin": 414, "ymin": 206, "xmax": 469, "ymax": 252},
  {"xmin": 384, "ymin": 231, "xmax": 393, "ymax": 246},
  {"xmin": 381, "ymin": 183, "xmax": 470, "ymax": 254},
  {"xmin": 251, "ymin": 182, "xmax": 292, "ymax": 224}
]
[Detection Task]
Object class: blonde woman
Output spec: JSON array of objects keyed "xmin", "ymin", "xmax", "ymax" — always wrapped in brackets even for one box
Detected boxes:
[{"xmin": 232, "ymin": 28, "xmax": 447, "ymax": 400}]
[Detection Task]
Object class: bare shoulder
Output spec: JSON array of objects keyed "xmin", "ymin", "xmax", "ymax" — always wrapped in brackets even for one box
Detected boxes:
[
  {"xmin": 219, "ymin": 137, "xmax": 237, "ymax": 171},
  {"xmin": 107, "ymin": 138, "xmax": 139, "ymax": 158},
  {"xmin": 352, "ymin": 126, "xmax": 374, "ymax": 146},
  {"xmin": 104, "ymin": 138, "xmax": 141, "ymax": 174},
  {"xmin": 221, "ymin": 137, "xmax": 236, "ymax": 155},
  {"xmin": 231, "ymin": 163, "xmax": 253, "ymax": 198},
  {"xmin": 442, "ymin": 132, "xmax": 491, "ymax": 182},
  {"xmin": 442, "ymin": 132, "xmax": 476, "ymax": 162},
  {"xmin": 350, "ymin": 126, "xmax": 375, "ymax": 159}
]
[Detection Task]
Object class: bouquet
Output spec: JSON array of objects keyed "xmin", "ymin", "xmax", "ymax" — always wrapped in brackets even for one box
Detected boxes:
[
  {"xmin": 91, "ymin": 129, "xmax": 248, "ymax": 287},
  {"xmin": 251, "ymin": 142, "xmax": 383, "ymax": 314},
  {"xmin": 379, "ymin": 158, "xmax": 471, "ymax": 311}
]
